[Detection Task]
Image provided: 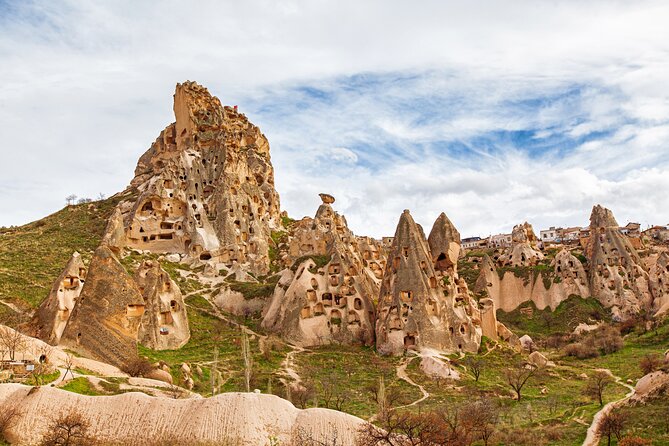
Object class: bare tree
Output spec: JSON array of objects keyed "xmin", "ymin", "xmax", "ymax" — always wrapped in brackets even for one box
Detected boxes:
[
  {"xmin": 465, "ymin": 398, "xmax": 499, "ymax": 446},
  {"xmin": 464, "ymin": 356, "xmax": 485, "ymax": 382},
  {"xmin": 0, "ymin": 405, "xmax": 19, "ymax": 443},
  {"xmin": 61, "ymin": 354, "xmax": 75, "ymax": 382},
  {"xmin": 40, "ymin": 410, "xmax": 94, "ymax": 446},
  {"xmin": 584, "ymin": 370, "xmax": 614, "ymax": 406},
  {"xmin": 598, "ymin": 411, "xmax": 625, "ymax": 446},
  {"xmin": 357, "ymin": 410, "xmax": 441, "ymax": 446},
  {"xmin": 367, "ymin": 377, "xmax": 403, "ymax": 415},
  {"xmin": 65, "ymin": 195, "xmax": 78, "ymax": 206},
  {"xmin": 211, "ymin": 347, "xmax": 219, "ymax": 396},
  {"xmin": 503, "ymin": 362, "xmax": 538, "ymax": 401},
  {"xmin": 241, "ymin": 330, "xmax": 252, "ymax": 392},
  {"xmin": 291, "ymin": 381, "xmax": 316, "ymax": 409},
  {"xmin": 0, "ymin": 323, "xmax": 27, "ymax": 362}
]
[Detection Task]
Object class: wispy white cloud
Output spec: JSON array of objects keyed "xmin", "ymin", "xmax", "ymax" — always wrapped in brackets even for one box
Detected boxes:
[{"xmin": 0, "ymin": 0, "xmax": 668, "ymax": 239}]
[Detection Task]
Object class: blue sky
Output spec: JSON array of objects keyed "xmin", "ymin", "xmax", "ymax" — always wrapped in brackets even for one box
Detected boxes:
[{"xmin": 1, "ymin": 0, "xmax": 668, "ymax": 237}]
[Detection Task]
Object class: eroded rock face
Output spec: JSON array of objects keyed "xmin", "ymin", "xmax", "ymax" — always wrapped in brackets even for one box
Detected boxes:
[
  {"xmin": 649, "ymin": 252, "xmax": 669, "ymax": 316},
  {"xmin": 552, "ymin": 249, "xmax": 590, "ymax": 298},
  {"xmin": 60, "ymin": 246, "xmax": 143, "ymax": 368},
  {"xmin": 262, "ymin": 195, "xmax": 381, "ymax": 346},
  {"xmin": 376, "ymin": 210, "xmax": 481, "ymax": 356},
  {"xmin": 498, "ymin": 222, "xmax": 544, "ymax": 267},
  {"xmin": 428, "ymin": 212, "xmax": 461, "ymax": 274},
  {"xmin": 586, "ymin": 205, "xmax": 652, "ymax": 318},
  {"xmin": 134, "ymin": 260, "xmax": 190, "ymax": 350},
  {"xmin": 121, "ymin": 81, "xmax": 281, "ymax": 275},
  {"xmin": 32, "ymin": 252, "xmax": 87, "ymax": 345}
]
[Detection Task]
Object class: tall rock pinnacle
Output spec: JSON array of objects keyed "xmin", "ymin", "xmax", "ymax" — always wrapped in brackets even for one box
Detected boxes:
[
  {"xmin": 376, "ymin": 210, "xmax": 481, "ymax": 355},
  {"xmin": 122, "ymin": 81, "xmax": 281, "ymax": 275}
]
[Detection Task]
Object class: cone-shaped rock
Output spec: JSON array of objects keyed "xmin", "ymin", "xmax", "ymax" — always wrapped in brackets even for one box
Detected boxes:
[
  {"xmin": 428, "ymin": 212, "xmax": 461, "ymax": 273},
  {"xmin": 376, "ymin": 210, "xmax": 480, "ymax": 355},
  {"xmin": 60, "ymin": 246, "xmax": 143, "ymax": 368},
  {"xmin": 586, "ymin": 205, "xmax": 652, "ymax": 319},
  {"xmin": 32, "ymin": 252, "xmax": 87, "ymax": 345}
]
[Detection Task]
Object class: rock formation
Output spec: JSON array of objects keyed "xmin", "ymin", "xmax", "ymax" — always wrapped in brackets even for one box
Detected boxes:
[
  {"xmin": 475, "ymin": 247, "xmax": 590, "ymax": 313},
  {"xmin": 375, "ymin": 210, "xmax": 481, "ymax": 355},
  {"xmin": 262, "ymin": 194, "xmax": 381, "ymax": 346},
  {"xmin": 134, "ymin": 260, "xmax": 190, "ymax": 350},
  {"xmin": 31, "ymin": 252, "xmax": 87, "ymax": 344},
  {"xmin": 498, "ymin": 222, "xmax": 544, "ymax": 266},
  {"xmin": 0, "ymin": 384, "xmax": 364, "ymax": 446},
  {"xmin": 120, "ymin": 81, "xmax": 281, "ymax": 275},
  {"xmin": 649, "ymin": 251, "xmax": 669, "ymax": 316},
  {"xmin": 60, "ymin": 246, "xmax": 144, "ymax": 368},
  {"xmin": 586, "ymin": 205, "xmax": 652, "ymax": 319}
]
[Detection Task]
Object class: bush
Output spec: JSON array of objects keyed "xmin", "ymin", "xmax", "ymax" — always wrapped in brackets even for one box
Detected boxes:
[
  {"xmin": 640, "ymin": 354, "xmax": 663, "ymax": 375},
  {"xmin": 563, "ymin": 342, "xmax": 599, "ymax": 359},
  {"xmin": 594, "ymin": 326, "xmax": 623, "ymax": 354},
  {"xmin": 121, "ymin": 357, "xmax": 154, "ymax": 377}
]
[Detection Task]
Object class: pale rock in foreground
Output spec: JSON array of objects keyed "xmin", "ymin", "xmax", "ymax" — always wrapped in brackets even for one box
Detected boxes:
[{"xmin": 0, "ymin": 384, "xmax": 364, "ymax": 446}]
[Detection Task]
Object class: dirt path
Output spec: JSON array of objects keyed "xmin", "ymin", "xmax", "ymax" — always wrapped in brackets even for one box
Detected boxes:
[
  {"xmin": 281, "ymin": 344, "xmax": 305, "ymax": 386},
  {"xmin": 190, "ymin": 291, "xmax": 305, "ymax": 387},
  {"xmin": 394, "ymin": 356, "xmax": 430, "ymax": 410},
  {"xmin": 582, "ymin": 370, "xmax": 635, "ymax": 446}
]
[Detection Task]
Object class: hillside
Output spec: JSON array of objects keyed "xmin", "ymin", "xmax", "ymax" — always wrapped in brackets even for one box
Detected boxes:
[{"xmin": 0, "ymin": 193, "xmax": 128, "ymax": 316}]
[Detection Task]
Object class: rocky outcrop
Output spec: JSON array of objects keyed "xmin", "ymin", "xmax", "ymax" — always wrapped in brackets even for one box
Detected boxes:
[
  {"xmin": 498, "ymin": 222, "xmax": 544, "ymax": 267},
  {"xmin": 376, "ymin": 210, "xmax": 481, "ymax": 355},
  {"xmin": 262, "ymin": 194, "xmax": 381, "ymax": 346},
  {"xmin": 60, "ymin": 246, "xmax": 143, "ymax": 368},
  {"xmin": 119, "ymin": 81, "xmax": 281, "ymax": 276},
  {"xmin": 134, "ymin": 260, "xmax": 190, "ymax": 350},
  {"xmin": 0, "ymin": 384, "xmax": 364, "ymax": 446},
  {"xmin": 586, "ymin": 205, "xmax": 653, "ymax": 319},
  {"xmin": 649, "ymin": 252, "xmax": 669, "ymax": 316},
  {"xmin": 475, "ymin": 249, "xmax": 591, "ymax": 313},
  {"xmin": 428, "ymin": 212, "xmax": 461, "ymax": 274},
  {"xmin": 32, "ymin": 252, "xmax": 87, "ymax": 345}
]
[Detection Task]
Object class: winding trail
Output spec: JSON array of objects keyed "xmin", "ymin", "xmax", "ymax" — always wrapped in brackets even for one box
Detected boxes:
[
  {"xmin": 582, "ymin": 370, "xmax": 635, "ymax": 446},
  {"xmin": 394, "ymin": 356, "xmax": 430, "ymax": 410},
  {"xmin": 187, "ymin": 287, "xmax": 305, "ymax": 386}
]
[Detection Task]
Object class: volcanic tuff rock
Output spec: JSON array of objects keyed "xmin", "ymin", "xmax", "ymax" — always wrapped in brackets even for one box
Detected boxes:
[
  {"xmin": 376, "ymin": 210, "xmax": 481, "ymax": 355},
  {"xmin": 475, "ymin": 246, "xmax": 591, "ymax": 313},
  {"xmin": 649, "ymin": 251, "xmax": 669, "ymax": 316},
  {"xmin": 586, "ymin": 205, "xmax": 653, "ymax": 319},
  {"xmin": 261, "ymin": 194, "xmax": 382, "ymax": 346},
  {"xmin": 0, "ymin": 384, "xmax": 364, "ymax": 446},
  {"xmin": 60, "ymin": 246, "xmax": 144, "ymax": 368},
  {"xmin": 428, "ymin": 212, "xmax": 461, "ymax": 273},
  {"xmin": 122, "ymin": 81, "xmax": 280, "ymax": 275},
  {"xmin": 134, "ymin": 260, "xmax": 190, "ymax": 350},
  {"xmin": 498, "ymin": 222, "xmax": 544, "ymax": 267},
  {"xmin": 31, "ymin": 252, "xmax": 86, "ymax": 345}
]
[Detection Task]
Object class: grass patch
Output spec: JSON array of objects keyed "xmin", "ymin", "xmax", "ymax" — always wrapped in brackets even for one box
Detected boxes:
[
  {"xmin": 61, "ymin": 377, "xmax": 101, "ymax": 396},
  {"xmin": 227, "ymin": 275, "xmax": 279, "ymax": 300}
]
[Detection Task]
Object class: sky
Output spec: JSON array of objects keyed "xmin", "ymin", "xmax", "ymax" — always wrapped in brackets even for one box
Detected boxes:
[{"xmin": 0, "ymin": 1, "xmax": 668, "ymax": 238}]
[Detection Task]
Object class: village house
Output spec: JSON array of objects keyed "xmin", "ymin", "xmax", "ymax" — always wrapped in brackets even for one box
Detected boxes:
[
  {"xmin": 461, "ymin": 236, "xmax": 486, "ymax": 250},
  {"xmin": 488, "ymin": 233, "xmax": 512, "ymax": 248}
]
